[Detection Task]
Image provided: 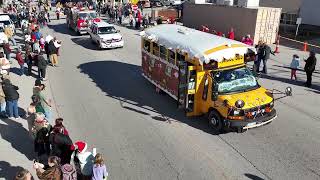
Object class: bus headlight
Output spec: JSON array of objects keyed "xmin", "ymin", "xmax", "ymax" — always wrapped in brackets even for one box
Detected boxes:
[{"xmin": 235, "ymin": 100, "xmax": 245, "ymax": 108}]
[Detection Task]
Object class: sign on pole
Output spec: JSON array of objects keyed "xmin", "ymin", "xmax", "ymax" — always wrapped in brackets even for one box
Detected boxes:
[
  {"xmin": 296, "ymin": 18, "xmax": 302, "ymax": 25},
  {"xmin": 295, "ymin": 17, "xmax": 302, "ymax": 39}
]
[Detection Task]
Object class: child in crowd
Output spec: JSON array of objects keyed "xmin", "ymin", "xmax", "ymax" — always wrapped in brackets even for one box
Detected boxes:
[
  {"xmin": 92, "ymin": 153, "xmax": 108, "ymax": 180},
  {"xmin": 40, "ymin": 35, "xmax": 45, "ymax": 51},
  {"xmin": 290, "ymin": 54, "xmax": 300, "ymax": 80}
]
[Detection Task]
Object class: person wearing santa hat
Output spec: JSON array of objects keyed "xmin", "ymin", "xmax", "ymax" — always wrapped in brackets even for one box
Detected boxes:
[{"xmin": 71, "ymin": 141, "xmax": 95, "ymax": 179}]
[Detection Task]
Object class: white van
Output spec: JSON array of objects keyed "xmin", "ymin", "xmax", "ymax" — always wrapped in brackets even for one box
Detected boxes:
[
  {"xmin": 0, "ymin": 14, "xmax": 15, "ymax": 34},
  {"xmin": 0, "ymin": 25, "xmax": 8, "ymax": 45},
  {"xmin": 88, "ymin": 21, "xmax": 124, "ymax": 50}
]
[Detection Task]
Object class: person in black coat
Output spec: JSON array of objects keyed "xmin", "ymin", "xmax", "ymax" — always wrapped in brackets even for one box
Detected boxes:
[
  {"xmin": 304, "ymin": 51, "xmax": 317, "ymax": 87},
  {"xmin": 37, "ymin": 52, "xmax": 48, "ymax": 81},
  {"xmin": 49, "ymin": 126, "xmax": 73, "ymax": 165},
  {"xmin": 260, "ymin": 43, "xmax": 275, "ymax": 74},
  {"xmin": 47, "ymin": 40, "xmax": 58, "ymax": 66},
  {"xmin": 2, "ymin": 79, "xmax": 19, "ymax": 118}
]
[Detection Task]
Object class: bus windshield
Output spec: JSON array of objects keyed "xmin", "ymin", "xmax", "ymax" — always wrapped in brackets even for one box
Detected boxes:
[{"xmin": 214, "ymin": 67, "xmax": 259, "ymax": 94}]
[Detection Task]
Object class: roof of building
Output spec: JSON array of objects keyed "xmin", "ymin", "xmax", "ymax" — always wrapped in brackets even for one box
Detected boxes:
[{"xmin": 142, "ymin": 24, "xmax": 256, "ymax": 64}]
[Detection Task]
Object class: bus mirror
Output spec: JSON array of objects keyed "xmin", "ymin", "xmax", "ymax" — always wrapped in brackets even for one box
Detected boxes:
[
  {"xmin": 212, "ymin": 81, "xmax": 219, "ymax": 101},
  {"xmin": 212, "ymin": 92, "xmax": 218, "ymax": 101}
]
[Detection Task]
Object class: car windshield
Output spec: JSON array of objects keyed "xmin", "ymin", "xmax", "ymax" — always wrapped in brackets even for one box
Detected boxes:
[
  {"xmin": 98, "ymin": 26, "xmax": 117, "ymax": 34},
  {"xmin": 0, "ymin": 20, "xmax": 10, "ymax": 26},
  {"xmin": 214, "ymin": 67, "xmax": 259, "ymax": 94},
  {"xmin": 79, "ymin": 12, "xmax": 96, "ymax": 19}
]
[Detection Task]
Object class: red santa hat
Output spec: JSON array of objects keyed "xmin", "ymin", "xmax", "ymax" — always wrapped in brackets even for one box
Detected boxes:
[{"xmin": 70, "ymin": 141, "xmax": 87, "ymax": 153}]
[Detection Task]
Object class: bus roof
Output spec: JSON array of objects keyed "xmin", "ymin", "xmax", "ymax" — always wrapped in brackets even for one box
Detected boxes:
[{"xmin": 142, "ymin": 24, "xmax": 256, "ymax": 64}]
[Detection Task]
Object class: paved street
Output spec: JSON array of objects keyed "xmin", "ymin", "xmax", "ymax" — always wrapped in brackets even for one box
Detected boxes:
[{"xmin": 1, "ymin": 14, "xmax": 320, "ymax": 179}]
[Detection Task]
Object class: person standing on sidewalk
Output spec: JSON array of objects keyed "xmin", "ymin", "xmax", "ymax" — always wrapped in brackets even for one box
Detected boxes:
[
  {"xmin": 228, "ymin": 28, "xmax": 235, "ymax": 40},
  {"xmin": 304, "ymin": 51, "xmax": 317, "ymax": 87},
  {"xmin": 37, "ymin": 84, "xmax": 53, "ymax": 124},
  {"xmin": 33, "ymin": 156, "xmax": 62, "ymax": 179},
  {"xmin": 92, "ymin": 153, "xmax": 109, "ymax": 180},
  {"xmin": 0, "ymin": 52, "xmax": 10, "ymax": 75},
  {"xmin": 4, "ymin": 25, "xmax": 16, "ymax": 46},
  {"xmin": 290, "ymin": 54, "xmax": 300, "ymax": 81},
  {"xmin": 48, "ymin": 39, "xmax": 58, "ymax": 67},
  {"xmin": 15, "ymin": 169, "xmax": 34, "ymax": 180},
  {"xmin": 3, "ymin": 40, "xmax": 12, "ymax": 63},
  {"xmin": 26, "ymin": 45, "xmax": 34, "ymax": 76},
  {"xmin": 38, "ymin": 52, "xmax": 48, "ymax": 81},
  {"xmin": 0, "ymin": 82, "xmax": 7, "ymax": 118},
  {"xmin": 2, "ymin": 79, "xmax": 20, "ymax": 119},
  {"xmin": 16, "ymin": 47, "xmax": 25, "ymax": 76},
  {"xmin": 260, "ymin": 42, "xmax": 275, "ymax": 74}
]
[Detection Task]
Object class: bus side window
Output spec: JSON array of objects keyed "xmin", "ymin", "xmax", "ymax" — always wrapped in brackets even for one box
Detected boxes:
[
  {"xmin": 168, "ymin": 50, "xmax": 176, "ymax": 65},
  {"xmin": 144, "ymin": 40, "xmax": 151, "ymax": 52},
  {"xmin": 160, "ymin": 45, "xmax": 167, "ymax": 60},
  {"xmin": 176, "ymin": 53, "xmax": 186, "ymax": 65},
  {"xmin": 153, "ymin": 43, "xmax": 159, "ymax": 56},
  {"xmin": 202, "ymin": 75, "xmax": 209, "ymax": 100}
]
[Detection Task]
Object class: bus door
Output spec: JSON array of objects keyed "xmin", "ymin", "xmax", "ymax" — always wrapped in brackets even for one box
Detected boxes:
[{"xmin": 177, "ymin": 61, "xmax": 196, "ymax": 113}]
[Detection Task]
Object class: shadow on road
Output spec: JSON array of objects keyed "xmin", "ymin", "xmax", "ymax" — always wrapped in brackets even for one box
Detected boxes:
[
  {"xmin": 0, "ymin": 117, "xmax": 35, "ymax": 160},
  {"xmin": 0, "ymin": 161, "xmax": 25, "ymax": 179},
  {"xmin": 71, "ymin": 37, "xmax": 98, "ymax": 50},
  {"xmin": 47, "ymin": 23, "xmax": 77, "ymax": 36},
  {"xmin": 244, "ymin": 173, "xmax": 265, "ymax": 180},
  {"xmin": 77, "ymin": 60, "xmax": 223, "ymax": 135},
  {"xmin": 261, "ymin": 74, "xmax": 320, "ymax": 92}
]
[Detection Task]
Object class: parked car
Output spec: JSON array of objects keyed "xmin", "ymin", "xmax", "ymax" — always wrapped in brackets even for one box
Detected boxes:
[
  {"xmin": 0, "ymin": 14, "xmax": 16, "ymax": 34},
  {"xmin": 0, "ymin": 26, "xmax": 9, "ymax": 46},
  {"xmin": 88, "ymin": 21, "xmax": 124, "ymax": 49}
]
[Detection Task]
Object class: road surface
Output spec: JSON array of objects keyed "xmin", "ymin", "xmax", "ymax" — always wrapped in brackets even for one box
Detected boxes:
[{"xmin": 44, "ymin": 16, "xmax": 320, "ymax": 180}]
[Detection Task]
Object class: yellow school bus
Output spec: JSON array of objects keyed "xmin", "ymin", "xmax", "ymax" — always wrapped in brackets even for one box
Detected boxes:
[{"xmin": 141, "ymin": 24, "xmax": 277, "ymax": 133}]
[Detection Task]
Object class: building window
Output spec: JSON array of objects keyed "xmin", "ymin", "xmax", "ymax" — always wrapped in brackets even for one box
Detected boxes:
[{"xmin": 280, "ymin": 13, "xmax": 298, "ymax": 25}]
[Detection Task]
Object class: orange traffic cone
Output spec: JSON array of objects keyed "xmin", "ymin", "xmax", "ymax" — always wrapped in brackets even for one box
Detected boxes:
[{"xmin": 303, "ymin": 41, "xmax": 308, "ymax": 52}]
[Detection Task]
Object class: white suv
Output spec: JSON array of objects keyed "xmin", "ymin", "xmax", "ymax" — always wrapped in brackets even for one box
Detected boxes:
[{"xmin": 88, "ymin": 21, "xmax": 124, "ymax": 50}]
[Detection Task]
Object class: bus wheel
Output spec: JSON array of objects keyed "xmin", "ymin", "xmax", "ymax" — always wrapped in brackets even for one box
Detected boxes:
[{"xmin": 208, "ymin": 110, "xmax": 223, "ymax": 133}]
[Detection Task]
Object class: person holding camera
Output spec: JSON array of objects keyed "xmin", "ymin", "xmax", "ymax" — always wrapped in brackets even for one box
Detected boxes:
[{"xmin": 33, "ymin": 156, "xmax": 62, "ymax": 179}]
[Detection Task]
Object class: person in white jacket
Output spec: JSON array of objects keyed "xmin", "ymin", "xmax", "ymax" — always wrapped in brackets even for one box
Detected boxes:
[
  {"xmin": 290, "ymin": 54, "xmax": 300, "ymax": 80},
  {"xmin": 71, "ymin": 141, "xmax": 95, "ymax": 179}
]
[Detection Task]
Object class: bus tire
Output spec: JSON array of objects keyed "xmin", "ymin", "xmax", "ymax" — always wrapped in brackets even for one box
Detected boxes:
[{"xmin": 208, "ymin": 110, "xmax": 223, "ymax": 133}]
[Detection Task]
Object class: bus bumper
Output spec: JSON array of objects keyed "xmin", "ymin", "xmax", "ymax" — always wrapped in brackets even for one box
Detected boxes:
[{"xmin": 226, "ymin": 109, "xmax": 277, "ymax": 130}]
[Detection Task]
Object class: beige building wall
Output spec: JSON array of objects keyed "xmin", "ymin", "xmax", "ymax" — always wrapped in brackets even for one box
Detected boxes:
[{"xmin": 259, "ymin": 0, "xmax": 302, "ymax": 13}]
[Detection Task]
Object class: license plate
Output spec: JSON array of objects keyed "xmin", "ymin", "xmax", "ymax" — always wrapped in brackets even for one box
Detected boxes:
[{"xmin": 247, "ymin": 122, "xmax": 256, "ymax": 127}]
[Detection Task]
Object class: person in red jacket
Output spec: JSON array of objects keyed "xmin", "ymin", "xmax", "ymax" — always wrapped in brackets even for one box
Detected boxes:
[
  {"xmin": 16, "ymin": 48, "xmax": 25, "ymax": 76},
  {"xmin": 228, "ymin": 28, "xmax": 235, "ymax": 40}
]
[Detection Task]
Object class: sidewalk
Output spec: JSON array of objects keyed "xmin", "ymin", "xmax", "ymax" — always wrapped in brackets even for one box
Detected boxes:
[{"xmin": 0, "ymin": 28, "xmax": 57, "ymax": 179}]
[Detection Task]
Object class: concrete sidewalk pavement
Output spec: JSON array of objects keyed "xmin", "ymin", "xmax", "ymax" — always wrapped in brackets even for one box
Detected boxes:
[{"xmin": 0, "ymin": 28, "xmax": 57, "ymax": 179}]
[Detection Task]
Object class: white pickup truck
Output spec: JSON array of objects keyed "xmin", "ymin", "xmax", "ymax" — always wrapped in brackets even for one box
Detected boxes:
[{"xmin": 88, "ymin": 21, "xmax": 124, "ymax": 50}]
